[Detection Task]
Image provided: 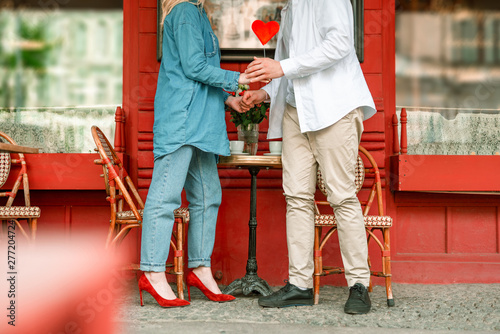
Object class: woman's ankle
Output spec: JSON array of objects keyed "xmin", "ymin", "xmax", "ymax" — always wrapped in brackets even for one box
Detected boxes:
[
  {"xmin": 144, "ymin": 271, "xmax": 176, "ymax": 299},
  {"xmin": 191, "ymin": 267, "xmax": 222, "ymax": 294}
]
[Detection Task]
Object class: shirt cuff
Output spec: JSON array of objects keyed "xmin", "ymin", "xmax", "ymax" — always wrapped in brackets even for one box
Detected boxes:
[
  {"xmin": 224, "ymin": 71, "xmax": 240, "ymax": 92},
  {"xmin": 262, "ymin": 86, "xmax": 270, "ymax": 100},
  {"xmin": 280, "ymin": 58, "xmax": 300, "ymax": 80}
]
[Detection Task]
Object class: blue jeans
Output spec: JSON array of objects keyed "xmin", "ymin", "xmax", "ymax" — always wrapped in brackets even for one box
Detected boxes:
[{"xmin": 139, "ymin": 145, "xmax": 222, "ymax": 272}]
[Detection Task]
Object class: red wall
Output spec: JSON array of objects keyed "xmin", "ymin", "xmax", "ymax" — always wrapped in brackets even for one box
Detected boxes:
[{"xmin": 392, "ymin": 192, "xmax": 500, "ymax": 283}]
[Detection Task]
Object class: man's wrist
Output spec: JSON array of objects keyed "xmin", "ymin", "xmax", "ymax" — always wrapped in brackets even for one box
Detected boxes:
[{"xmin": 261, "ymin": 89, "xmax": 269, "ymax": 101}]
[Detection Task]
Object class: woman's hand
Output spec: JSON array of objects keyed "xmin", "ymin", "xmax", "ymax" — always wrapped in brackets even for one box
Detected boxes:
[{"xmin": 237, "ymin": 73, "xmax": 251, "ymax": 85}]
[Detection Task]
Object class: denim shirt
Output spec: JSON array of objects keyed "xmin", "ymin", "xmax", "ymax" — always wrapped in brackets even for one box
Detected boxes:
[{"xmin": 153, "ymin": 2, "xmax": 239, "ymax": 159}]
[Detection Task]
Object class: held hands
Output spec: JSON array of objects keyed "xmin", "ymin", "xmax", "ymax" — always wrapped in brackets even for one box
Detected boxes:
[
  {"xmin": 226, "ymin": 95, "xmax": 250, "ymax": 113},
  {"xmin": 245, "ymin": 57, "xmax": 284, "ymax": 83},
  {"xmin": 239, "ymin": 89, "xmax": 268, "ymax": 111}
]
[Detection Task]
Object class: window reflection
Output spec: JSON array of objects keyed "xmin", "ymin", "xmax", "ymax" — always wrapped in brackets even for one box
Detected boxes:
[
  {"xmin": 396, "ymin": 0, "xmax": 500, "ymax": 155},
  {"xmin": 0, "ymin": 2, "xmax": 122, "ymax": 153},
  {"xmin": 396, "ymin": 0, "xmax": 500, "ymax": 109}
]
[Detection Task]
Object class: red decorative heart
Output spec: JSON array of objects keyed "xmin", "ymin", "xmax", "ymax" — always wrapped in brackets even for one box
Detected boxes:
[{"xmin": 251, "ymin": 20, "xmax": 280, "ymax": 45}]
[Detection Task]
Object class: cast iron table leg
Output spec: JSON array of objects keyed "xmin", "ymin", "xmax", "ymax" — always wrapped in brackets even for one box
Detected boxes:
[{"xmin": 223, "ymin": 166, "xmax": 273, "ymax": 296}]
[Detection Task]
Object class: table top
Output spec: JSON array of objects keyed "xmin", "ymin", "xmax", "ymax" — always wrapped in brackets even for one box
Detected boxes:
[
  {"xmin": 218, "ymin": 154, "xmax": 282, "ymax": 168},
  {"xmin": 0, "ymin": 142, "xmax": 39, "ymax": 154}
]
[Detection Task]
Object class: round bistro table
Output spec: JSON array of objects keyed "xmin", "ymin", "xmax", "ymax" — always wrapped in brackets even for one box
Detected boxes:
[{"xmin": 218, "ymin": 154, "xmax": 282, "ymax": 296}]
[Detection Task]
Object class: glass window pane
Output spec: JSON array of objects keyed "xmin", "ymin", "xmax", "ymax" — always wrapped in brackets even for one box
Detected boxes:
[
  {"xmin": 0, "ymin": 4, "xmax": 122, "ymax": 152},
  {"xmin": 396, "ymin": 1, "xmax": 500, "ymax": 155}
]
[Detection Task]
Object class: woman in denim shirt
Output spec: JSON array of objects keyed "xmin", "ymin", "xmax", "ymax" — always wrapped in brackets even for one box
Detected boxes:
[{"xmin": 138, "ymin": 0, "xmax": 250, "ymax": 307}]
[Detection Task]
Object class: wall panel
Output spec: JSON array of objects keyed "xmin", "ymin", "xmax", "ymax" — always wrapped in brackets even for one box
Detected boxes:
[
  {"xmin": 19, "ymin": 191, "xmax": 110, "ymax": 244},
  {"xmin": 365, "ymin": 10, "xmax": 383, "ymax": 34},
  {"xmin": 362, "ymin": 35, "xmax": 383, "ymax": 73},
  {"xmin": 139, "ymin": 34, "xmax": 159, "ymax": 73},
  {"xmin": 448, "ymin": 207, "xmax": 498, "ymax": 254},
  {"xmin": 393, "ymin": 192, "xmax": 500, "ymax": 283},
  {"xmin": 139, "ymin": 8, "xmax": 156, "ymax": 32},
  {"xmin": 396, "ymin": 206, "xmax": 447, "ymax": 254},
  {"xmin": 365, "ymin": 0, "xmax": 382, "ymax": 10}
]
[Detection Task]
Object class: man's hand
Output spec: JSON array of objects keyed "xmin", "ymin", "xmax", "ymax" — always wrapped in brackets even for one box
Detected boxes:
[
  {"xmin": 245, "ymin": 57, "xmax": 284, "ymax": 83},
  {"xmin": 240, "ymin": 89, "xmax": 268, "ymax": 110},
  {"xmin": 226, "ymin": 95, "xmax": 249, "ymax": 113}
]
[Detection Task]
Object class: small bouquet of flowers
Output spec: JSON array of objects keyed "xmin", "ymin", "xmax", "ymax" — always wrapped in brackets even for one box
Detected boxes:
[
  {"xmin": 225, "ymin": 84, "xmax": 269, "ymax": 154},
  {"xmin": 226, "ymin": 84, "xmax": 269, "ymax": 128}
]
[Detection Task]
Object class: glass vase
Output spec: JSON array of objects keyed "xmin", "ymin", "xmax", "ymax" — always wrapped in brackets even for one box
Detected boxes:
[{"xmin": 237, "ymin": 123, "xmax": 259, "ymax": 155}]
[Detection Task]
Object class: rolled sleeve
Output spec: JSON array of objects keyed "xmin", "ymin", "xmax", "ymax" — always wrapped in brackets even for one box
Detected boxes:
[{"xmin": 224, "ymin": 71, "xmax": 240, "ymax": 92}]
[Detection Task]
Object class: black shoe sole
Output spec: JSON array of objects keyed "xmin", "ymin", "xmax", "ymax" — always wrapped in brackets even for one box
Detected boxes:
[
  {"xmin": 259, "ymin": 299, "xmax": 314, "ymax": 308},
  {"xmin": 344, "ymin": 307, "xmax": 371, "ymax": 315}
]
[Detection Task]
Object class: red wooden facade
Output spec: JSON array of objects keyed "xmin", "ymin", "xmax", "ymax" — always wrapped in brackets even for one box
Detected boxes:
[{"xmin": 4, "ymin": 0, "xmax": 499, "ymax": 286}]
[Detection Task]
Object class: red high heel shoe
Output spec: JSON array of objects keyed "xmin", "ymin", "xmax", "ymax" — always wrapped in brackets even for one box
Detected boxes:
[
  {"xmin": 186, "ymin": 272, "xmax": 236, "ymax": 302},
  {"xmin": 138, "ymin": 273, "xmax": 190, "ymax": 307}
]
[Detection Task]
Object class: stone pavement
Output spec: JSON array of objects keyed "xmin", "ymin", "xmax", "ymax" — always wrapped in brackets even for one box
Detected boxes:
[{"xmin": 114, "ymin": 282, "xmax": 500, "ymax": 333}]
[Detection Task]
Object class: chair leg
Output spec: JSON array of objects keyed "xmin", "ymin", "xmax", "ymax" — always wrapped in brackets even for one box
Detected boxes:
[
  {"xmin": 30, "ymin": 218, "xmax": 37, "ymax": 241},
  {"xmin": 114, "ymin": 226, "xmax": 133, "ymax": 247},
  {"xmin": 313, "ymin": 226, "xmax": 321, "ymax": 305},
  {"xmin": 366, "ymin": 229, "xmax": 373, "ymax": 292},
  {"xmin": 367, "ymin": 254, "xmax": 373, "ymax": 293},
  {"xmin": 0, "ymin": 219, "xmax": 5, "ymax": 239},
  {"xmin": 13, "ymin": 219, "xmax": 30, "ymax": 240},
  {"xmin": 175, "ymin": 218, "xmax": 185, "ymax": 300},
  {"xmin": 105, "ymin": 222, "xmax": 116, "ymax": 248},
  {"xmin": 383, "ymin": 228, "xmax": 395, "ymax": 307}
]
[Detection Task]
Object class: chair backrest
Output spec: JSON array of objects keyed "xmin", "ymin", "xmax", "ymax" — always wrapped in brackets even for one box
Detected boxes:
[
  {"xmin": 0, "ymin": 131, "xmax": 31, "ymax": 207},
  {"xmin": 317, "ymin": 155, "xmax": 365, "ymax": 197},
  {"xmin": 357, "ymin": 146, "xmax": 384, "ymax": 216},
  {"xmin": 0, "ymin": 153, "xmax": 10, "ymax": 188},
  {"xmin": 316, "ymin": 146, "xmax": 384, "ymax": 216},
  {"xmin": 91, "ymin": 126, "xmax": 144, "ymax": 222}
]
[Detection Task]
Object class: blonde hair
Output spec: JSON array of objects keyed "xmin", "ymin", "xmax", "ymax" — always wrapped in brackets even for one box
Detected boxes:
[{"xmin": 161, "ymin": 0, "xmax": 205, "ymax": 23}]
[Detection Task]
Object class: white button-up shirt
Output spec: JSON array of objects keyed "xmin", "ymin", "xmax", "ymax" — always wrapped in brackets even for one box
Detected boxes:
[{"xmin": 263, "ymin": 0, "xmax": 376, "ymax": 139}]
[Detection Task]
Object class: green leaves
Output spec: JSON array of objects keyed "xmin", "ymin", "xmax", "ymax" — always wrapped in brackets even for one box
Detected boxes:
[
  {"xmin": 226, "ymin": 85, "xmax": 269, "ymax": 128},
  {"xmin": 229, "ymin": 102, "xmax": 268, "ymax": 128}
]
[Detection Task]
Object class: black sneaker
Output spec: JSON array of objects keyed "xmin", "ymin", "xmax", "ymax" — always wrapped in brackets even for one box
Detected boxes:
[
  {"xmin": 258, "ymin": 281, "xmax": 314, "ymax": 308},
  {"xmin": 344, "ymin": 283, "xmax": 371, "ymax": 314}
]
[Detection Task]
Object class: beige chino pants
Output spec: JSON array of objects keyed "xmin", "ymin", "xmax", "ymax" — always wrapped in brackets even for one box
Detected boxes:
[{"xmin": 282, "ymin": 104, "xmax": 370, "ymax": 289}]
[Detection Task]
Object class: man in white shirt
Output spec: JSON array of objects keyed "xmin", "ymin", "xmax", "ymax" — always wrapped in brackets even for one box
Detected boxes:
[{"xmin": 242, "ymin": 0, "xmax": 376, "ymax": 314}]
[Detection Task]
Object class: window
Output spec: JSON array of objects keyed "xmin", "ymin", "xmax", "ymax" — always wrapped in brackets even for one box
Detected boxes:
[
  {"xmin": 396, "ymin": 0, "xmax": 500, "ymax": 155},
  {"xmin": 0, "ymin": 1, "xmax": 122, "ymax": 153}
]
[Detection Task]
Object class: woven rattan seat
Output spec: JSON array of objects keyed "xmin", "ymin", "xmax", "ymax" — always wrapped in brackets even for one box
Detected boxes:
[
  {"xmin": 314, "ymin": 214, "xmax": 393, "ymax": 227},
  {"xmin": 313, "ymin": 146, "xmax": 394, "ymax": 307},
  {"xmin": 0, "ymin": 206, "xmax": 41, "ymax": 218},
  {"xmin": 116, "ymin": 208, "xmax": 190, "ymax": 221}
]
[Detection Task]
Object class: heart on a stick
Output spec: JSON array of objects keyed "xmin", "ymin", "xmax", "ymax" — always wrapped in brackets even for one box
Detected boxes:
[{"xmin": 251, "ymin": 20, "xmax": 280, "ymax": 45}]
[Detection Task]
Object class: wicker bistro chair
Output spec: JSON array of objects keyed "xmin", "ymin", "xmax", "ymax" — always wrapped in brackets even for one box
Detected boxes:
[
  {"xmin": 313, "ymin": 146, "xmax": 394, "ymax": 307},
  {"xmin": 0, "ymin": 131, "xmax": 41, "ymax": 241},
  {"xmin": 91, "ymin": 126, "xmax": 189, "ymax": 299}
]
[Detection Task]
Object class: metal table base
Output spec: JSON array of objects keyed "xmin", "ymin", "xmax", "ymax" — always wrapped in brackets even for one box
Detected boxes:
[{"xmin": 222, "ymin": 166, "xmax": 273, "ymax": 296}]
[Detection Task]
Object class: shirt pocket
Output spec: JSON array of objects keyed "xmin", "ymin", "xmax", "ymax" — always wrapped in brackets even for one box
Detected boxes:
[{"xmin": 204, "ymin": 31, "xmax": 218, "ymax": 58}]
